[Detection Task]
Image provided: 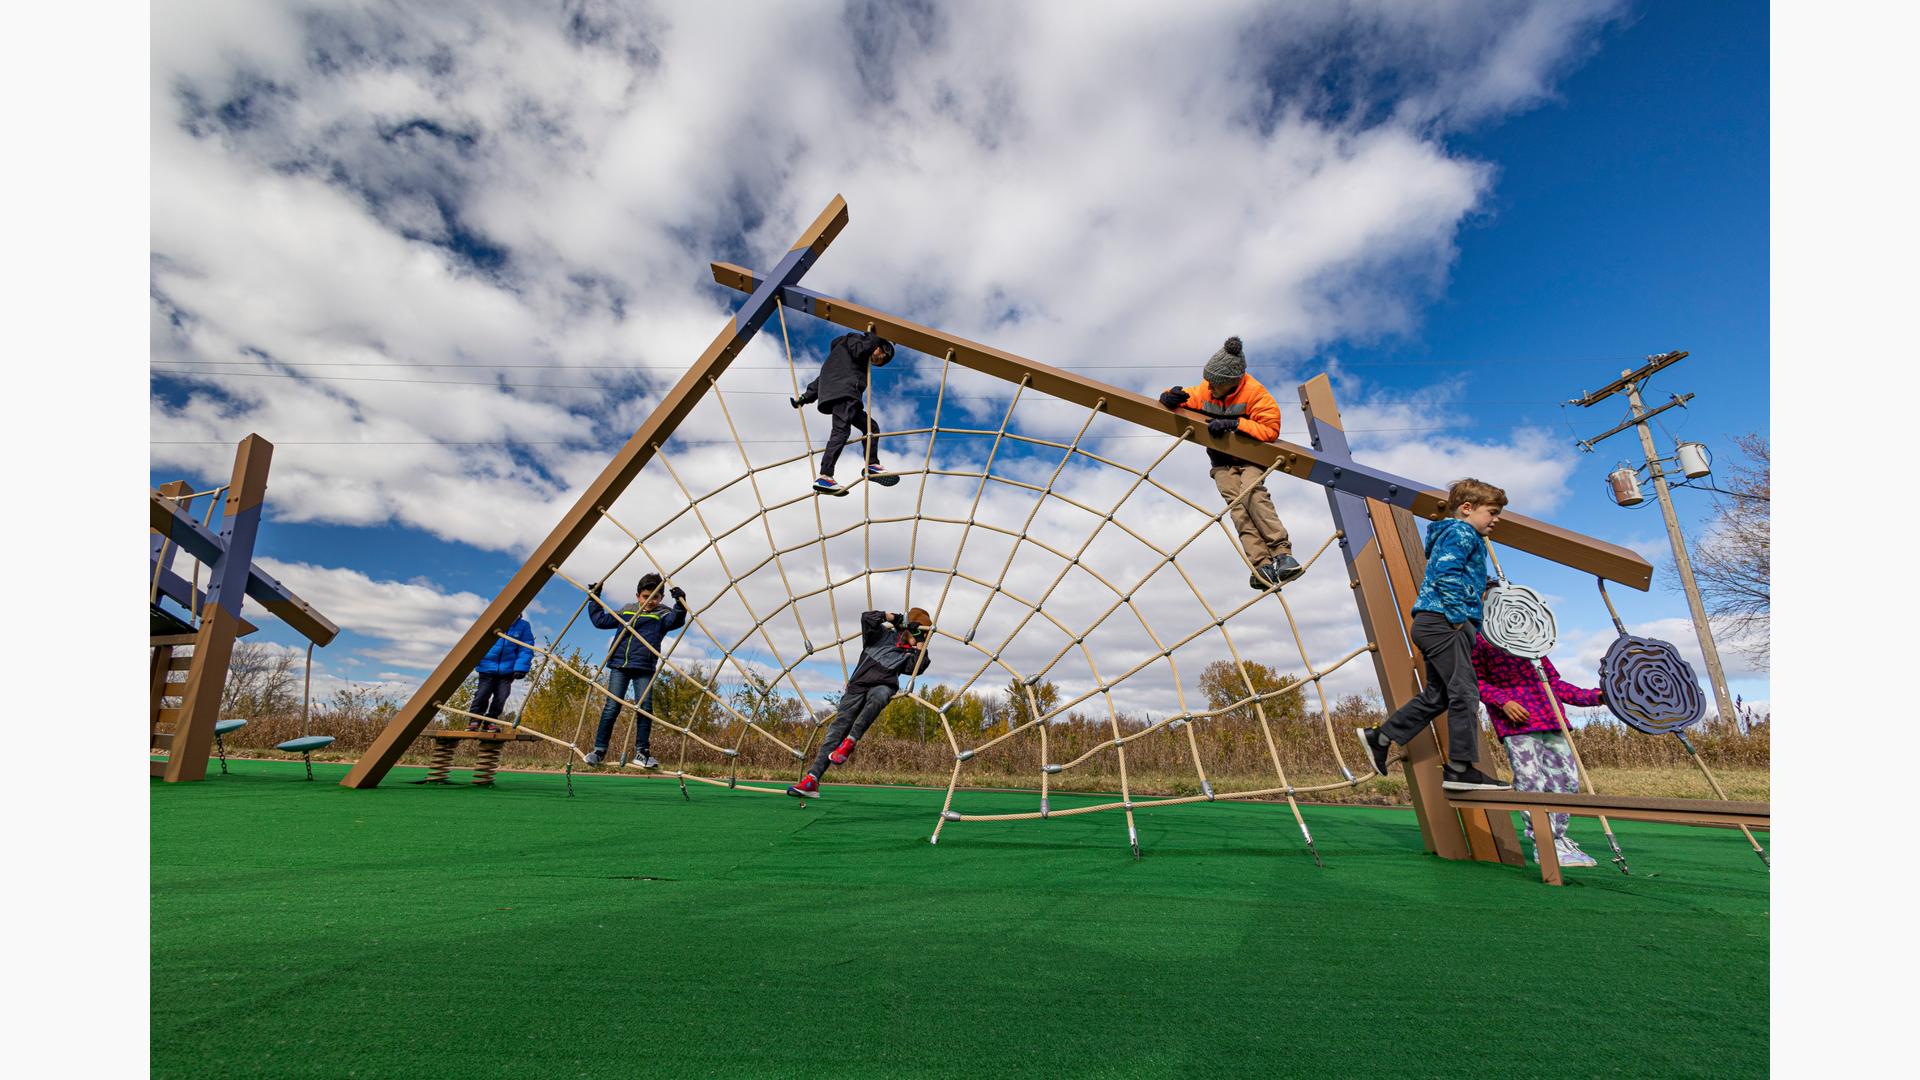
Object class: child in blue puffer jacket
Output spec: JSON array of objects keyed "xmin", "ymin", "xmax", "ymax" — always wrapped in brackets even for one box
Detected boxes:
[
  {"xmin": 470, "ymin": 614, "xmax": 535, "ymax": 732},
  {"xmin": 1356, "ymin": 478, "xmax": 1513, "ymax": 792}
]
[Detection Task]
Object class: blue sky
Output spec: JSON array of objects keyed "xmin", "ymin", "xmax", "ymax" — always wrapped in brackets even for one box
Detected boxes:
[{"xmin": 148, "ymin": 1, "xmax": 1769, "ymax": 719}]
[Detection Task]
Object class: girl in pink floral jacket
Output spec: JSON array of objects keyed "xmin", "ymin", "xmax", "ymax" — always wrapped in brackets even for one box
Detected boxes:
[{"xmin": 1471, "ymin": 635, "xmax": 1606, "ymax": 867}]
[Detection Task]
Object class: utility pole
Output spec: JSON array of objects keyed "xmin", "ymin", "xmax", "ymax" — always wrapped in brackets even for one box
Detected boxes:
[{"xmin": 1570, "ymin": 350, "xmax": 1739, "ymax": 730}]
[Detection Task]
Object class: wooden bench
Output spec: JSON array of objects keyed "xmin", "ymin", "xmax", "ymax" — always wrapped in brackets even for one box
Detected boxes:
[
  {"xmin": 422, "ymin": 728, "xmax": 539, "ymax": 786},
  {"xmin": 1447, "ymin": 790, "xmax": 1770, "ymax": 885}
]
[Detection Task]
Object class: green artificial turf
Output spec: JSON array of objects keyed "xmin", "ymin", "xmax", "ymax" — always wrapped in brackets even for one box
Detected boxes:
[{"xmin": 153, "ymin": 760, "xmax": 1767, "ymax": 1078}]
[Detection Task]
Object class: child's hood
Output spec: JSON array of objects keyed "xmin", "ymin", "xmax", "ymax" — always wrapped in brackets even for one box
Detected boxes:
[{"xmin": 1424, "ymin": 516, "xmax": 1474, "ymax": 556}]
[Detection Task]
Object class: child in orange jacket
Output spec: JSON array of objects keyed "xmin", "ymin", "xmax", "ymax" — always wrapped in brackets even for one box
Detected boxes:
[{"xmin": 1160, "ymin": 336, "xmax": 1301, "ymax": 590}]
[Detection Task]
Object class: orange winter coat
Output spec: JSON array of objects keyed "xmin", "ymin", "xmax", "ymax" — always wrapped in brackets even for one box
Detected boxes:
[{"xmin": 1179, "ymin": 374, "xmax": 1281, "ymax": 466}]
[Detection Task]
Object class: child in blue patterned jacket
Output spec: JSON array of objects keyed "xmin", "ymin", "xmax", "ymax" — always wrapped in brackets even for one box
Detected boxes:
[{"xmin": 1357, "ymin": 478, "xmax": 1513, "ymax": 792}]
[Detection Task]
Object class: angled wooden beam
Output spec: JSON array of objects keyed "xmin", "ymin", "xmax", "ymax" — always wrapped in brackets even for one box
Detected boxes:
[
  {"xmin": 711, "ymin": 264, "xmax": 1652, "ymax": 590},
  {"xmin": 164, "ymin": 435, "xmax": 273, "ymax": 782},
  {"xmin": 340, "ymin": 196, "xmax": 851, "ymax": 789},
  {"xmin": 149, "ymin": 561, "xmax": 258, "ymax": 637},
  {"xmin": 1298, "ymin": 378, "xmax": 1470, "ymax": 860},
  {"xmin": 149, "ymin": 492, "xmax": 339, "ymax": 645}
]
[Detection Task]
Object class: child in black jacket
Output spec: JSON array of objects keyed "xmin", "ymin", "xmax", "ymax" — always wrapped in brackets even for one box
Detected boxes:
[
  {"xmin": 788, "ymin": 608, "xmax": 932, "ymax": 799},
  {"xmin": 791, "ymin": 331, "xmax": 900, "ymax": 495}
]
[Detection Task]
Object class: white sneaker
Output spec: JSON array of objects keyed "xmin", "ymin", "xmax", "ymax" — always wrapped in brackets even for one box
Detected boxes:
[
  {"xmin": 1556, "ymin": 838, "xmax": 1598, "ymax": 868},
  {"xmin": 629, "ymin": 752, "xmax": 659, "ymax": 769}
]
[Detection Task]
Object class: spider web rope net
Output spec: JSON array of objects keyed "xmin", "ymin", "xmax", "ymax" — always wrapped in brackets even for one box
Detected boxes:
[{"xmin": 443, "ymin": 298, "xmax": 1387, "ymax": 854}]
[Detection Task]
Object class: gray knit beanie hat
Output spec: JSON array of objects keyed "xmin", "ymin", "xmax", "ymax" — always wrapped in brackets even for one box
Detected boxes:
[{"xmin": 1203, "ymin": 336, "xmax": 1246, "ymax": 384}]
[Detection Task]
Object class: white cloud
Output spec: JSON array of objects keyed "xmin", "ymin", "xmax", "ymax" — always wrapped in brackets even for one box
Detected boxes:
[
  {"xmin": 253, "ymin": 557, "xmax": 488, "ymax": 670},
  {"xmin": 152, "ymin": 1, "xmax": 1636, "ymax": 749}
]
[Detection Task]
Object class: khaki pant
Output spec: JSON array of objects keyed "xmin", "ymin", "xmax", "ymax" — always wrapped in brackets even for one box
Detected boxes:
[{"xmin": 1210, "ymin": 464, "xmax": 1292, "ymax": 565}]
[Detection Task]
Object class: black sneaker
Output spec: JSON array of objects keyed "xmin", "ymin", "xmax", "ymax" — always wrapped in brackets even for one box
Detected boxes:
[
  {"xmin": 1271, "ymin": 554, "xmax": 1305, "ymax": 583},
  {"xmin": 583, "ymin": 749, "xmax": 606, "ymax": 765},
  {"xmin": 1441, "ymin": 763, "xmax": 1511, "ymax": 791},
  {"xmin": 1355, "ymin": 727, "xmax": 1391, "ymax": 778}
]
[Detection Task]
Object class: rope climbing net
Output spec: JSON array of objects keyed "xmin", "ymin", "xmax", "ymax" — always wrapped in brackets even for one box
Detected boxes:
[{"xmin": 459, "ymin": 299, "xmax": 1389, "ymax": 857}]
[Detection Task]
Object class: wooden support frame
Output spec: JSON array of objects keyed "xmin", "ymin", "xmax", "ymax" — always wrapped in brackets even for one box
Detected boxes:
[
  {"xmin": 1297, "ymin": 377, "xmax": 1471, "ymax": 861},
  {"xmin": 341, "ymin": 198, "xmax": 1652, "ymax": 860},
  {"xmin": 1449, "ymin": 790, "xmax": 1769, "ymax": 885},
  {"xmin": 710, "ymin": 265, "xmax": 1654, "ymax": 590},
  {"xmin": 150, "ymin": 493, "xmax": 337, "ymax": 644},
  {"xmin": 708, "ymin": 258, "xmax": 1642, "ymax": 861},
  {"xmin": 151, "ymin": 438, "xmax": 338, "ymax": 781},
  {"xmin": 163, "ymin": 436, "xmax": 272, "ymax": 782},
  {"xmin": 341, "ymin": 196, "xmax": 851, "ymax": 789}
]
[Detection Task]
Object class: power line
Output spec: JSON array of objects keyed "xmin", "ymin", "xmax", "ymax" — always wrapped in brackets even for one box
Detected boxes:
[
  {"xmin": 154, "ymin": 353, "xmax": 1637, "ymax": 373},
  {"xmin": 150, "ymin": 423, "xmax": 1561, "ymax": 448},
  {"xmin": 148, "ymin": 366, "xmax": 1565, "ymax": 407}
]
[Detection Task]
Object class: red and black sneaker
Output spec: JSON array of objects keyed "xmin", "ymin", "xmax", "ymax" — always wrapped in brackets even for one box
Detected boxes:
[
  {"xmin": 465, "ymin": 719, "xmax": 483, "ymax": 732},
  {"xmin": 786, "ymin": 774, "xmax": 821, "ymax": 799},
  {"xmin": 828, "ymin": 737, "xmax": 857, "ymax": 765}
]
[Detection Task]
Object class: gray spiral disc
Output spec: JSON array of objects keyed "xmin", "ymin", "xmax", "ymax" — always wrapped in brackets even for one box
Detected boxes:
[
  {"xmin": 1481, "ymin": 582, "xmax": 1557, "ymax": 660},
  {"xmin": 1600, "ymin": 634, "xmax": 1706, "ymax": 735}
]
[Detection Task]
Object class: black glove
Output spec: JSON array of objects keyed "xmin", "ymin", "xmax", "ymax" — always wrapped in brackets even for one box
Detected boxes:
[
  {"xmin": 1207, "ymin": 417, "xmax": 1238, "ymax": 437},
  {"xmin": 670, "ymin": 586, "xmax": 686, "ymax": 602},
  {"xmin": 587, "ymin": 581, "xmax": 602, "ymax": 594},
  {"xmin": 1158, "ymin": 387, "xmax": 1189, "ymax": 408}
]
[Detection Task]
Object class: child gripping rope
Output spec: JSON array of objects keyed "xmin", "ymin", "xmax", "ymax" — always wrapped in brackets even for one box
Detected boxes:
[
  {"xmin": 583, "ymin": 573, "xmax": 689, "ymax": 769},
  {"xmin": 1159, "ymin": 336, "xmax": 1301, "ymax": 591},
  {"xmin": 788, "ymin": 608, "xmax": 933, "ymax": 799}
]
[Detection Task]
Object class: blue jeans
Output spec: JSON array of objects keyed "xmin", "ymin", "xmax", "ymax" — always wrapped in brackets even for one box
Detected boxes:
[{"xmin": 594, "ymin": 667, "xmax": 659, "ymax": 754}]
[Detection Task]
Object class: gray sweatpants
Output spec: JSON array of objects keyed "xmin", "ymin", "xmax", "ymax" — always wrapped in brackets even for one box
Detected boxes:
[
  {"xmin": 809, "ymin": 683, "xmax": 896, "ymax": 778},
  {"xmin": 1378, "ymin": 611, "xmax": 1481, "ymax": 764}
]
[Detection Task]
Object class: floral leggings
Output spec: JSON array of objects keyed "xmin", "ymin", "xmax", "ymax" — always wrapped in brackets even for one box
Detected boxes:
[{"xmin": 1504, "ymin": 731, "xmax": 1583, "ymax": 849}]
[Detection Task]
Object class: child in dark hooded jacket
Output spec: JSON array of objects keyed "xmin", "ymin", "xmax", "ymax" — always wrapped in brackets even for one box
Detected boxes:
[
  {"xmin": 788, "ymin": 608, "xmax": 932, "ymax": 799},
  {"xmin": 791, "ymin": 330, "xmax": 899, "ymax": 495},
  {"xmin": 583, "ymin": 573, "xmax": 688, "ymax": 768}
]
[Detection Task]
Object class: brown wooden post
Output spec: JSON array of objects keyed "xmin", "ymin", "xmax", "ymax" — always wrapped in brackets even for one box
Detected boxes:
[
  {"xmin": 1298, "ymin": 376, "xmax": 1469, "ymax": 859},
  {"xmin": 341, "ymin": 196, "xmax": 851, "ymax": 789},
  {"xmin": 164, "ymin": 437, "xmax": 273, "ymax": 782},
  {"xmin": 1383, "ymin": 505, "xmax": 1524, "ymax": 867},
  {"xmin": 1531, "ymin": 810, "xmax": 1562, "ymax": 885}
]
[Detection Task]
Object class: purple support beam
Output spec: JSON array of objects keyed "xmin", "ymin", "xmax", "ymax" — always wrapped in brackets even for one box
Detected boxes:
[{"xmin": 149, "ymin": 492, "xmax": 338, "ymax": 645}]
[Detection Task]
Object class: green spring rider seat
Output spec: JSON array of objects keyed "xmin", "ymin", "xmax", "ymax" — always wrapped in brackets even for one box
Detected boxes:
[{"xmin": 276, "ymin": 735, "xmax": 336, "ymax": 780}]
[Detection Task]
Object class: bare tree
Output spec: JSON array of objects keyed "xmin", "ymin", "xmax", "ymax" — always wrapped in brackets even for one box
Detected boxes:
[
  {"xmin": 1679, "ymin": 433, "xmax": 1769, "ymax": 667},
  {"xmin": 222, "ymin": 641, "xmax": 299, "ymax": 720}
]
